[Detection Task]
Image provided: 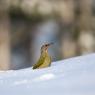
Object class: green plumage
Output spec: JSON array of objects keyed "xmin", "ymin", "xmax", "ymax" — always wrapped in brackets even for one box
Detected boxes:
[
  {"xmin": 33, "ymin": 52, "xmax": 51, "ymax": 69},
  {"xmin": 33, "ymin": 43, "xmax": 52, "ymax": 69}
]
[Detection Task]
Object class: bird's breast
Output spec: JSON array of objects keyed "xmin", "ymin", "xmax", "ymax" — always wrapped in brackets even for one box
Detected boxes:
[{"xmin": 38, "ymin": 55, "xmax": 51, "ymax": 68}]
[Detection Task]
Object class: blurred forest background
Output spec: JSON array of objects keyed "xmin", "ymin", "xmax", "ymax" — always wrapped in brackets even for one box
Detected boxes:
[{"xmin": 0, "ymin": 0, "xmax": 95, "ymax": 70}]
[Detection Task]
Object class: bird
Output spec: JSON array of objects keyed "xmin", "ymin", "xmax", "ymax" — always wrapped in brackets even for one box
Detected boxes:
[{"xmin": 32, "ymin": 43, "xmax": 53, "ymax": 69}]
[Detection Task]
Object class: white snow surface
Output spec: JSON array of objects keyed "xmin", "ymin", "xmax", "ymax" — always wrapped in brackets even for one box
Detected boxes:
[{"xmin": 0, "ymin": 53, "xmax": 95, "ymax": 95}]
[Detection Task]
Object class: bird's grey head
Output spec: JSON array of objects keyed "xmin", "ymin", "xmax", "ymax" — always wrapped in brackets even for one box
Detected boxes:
[{"xmin": 41, "ymin": 43, "xmax": 53, "ymax": 53}]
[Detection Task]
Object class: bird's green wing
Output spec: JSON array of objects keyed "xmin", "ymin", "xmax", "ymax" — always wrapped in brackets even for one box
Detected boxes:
[{"xmin": 33, "ymin": 55, "xmax": 45, "ymax": 69}]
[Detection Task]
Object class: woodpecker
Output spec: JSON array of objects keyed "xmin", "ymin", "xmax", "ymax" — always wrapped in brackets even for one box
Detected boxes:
[{"xmin": 33, "ymin": 43, "xmax": 53, "ymax": 69}]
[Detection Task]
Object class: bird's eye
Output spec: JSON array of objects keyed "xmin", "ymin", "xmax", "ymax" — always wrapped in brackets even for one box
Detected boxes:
[{"xmin": 46, "ymin": 45, "xmax": 48, "ymax": 47}]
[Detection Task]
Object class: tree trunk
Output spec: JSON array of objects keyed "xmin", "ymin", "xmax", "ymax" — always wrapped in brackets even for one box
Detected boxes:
[{"xmin": 0, "ymin": 4, "xmax": 11, "ymax": 70}]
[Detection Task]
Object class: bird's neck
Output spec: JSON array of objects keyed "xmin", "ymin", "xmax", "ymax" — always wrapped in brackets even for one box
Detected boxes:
[{"xmin": 41, "ymin": 50, "xmax": 48, "ymax": 57}]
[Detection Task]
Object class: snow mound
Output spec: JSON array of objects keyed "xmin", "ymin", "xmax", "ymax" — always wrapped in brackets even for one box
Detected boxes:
[{"xmin": 0, "ymin": 53, "xmax": 95, "ymax": 95}]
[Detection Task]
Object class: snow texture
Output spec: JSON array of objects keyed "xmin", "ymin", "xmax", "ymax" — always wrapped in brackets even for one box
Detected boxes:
[{"xmin": 0, "ymin": 53, "xmax": 95, "ymax": 95}]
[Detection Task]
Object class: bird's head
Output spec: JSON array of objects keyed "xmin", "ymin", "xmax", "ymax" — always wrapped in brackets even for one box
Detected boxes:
[{"xmin": 41, "ymin": 43, "xmax": 53, "ymax": 53}]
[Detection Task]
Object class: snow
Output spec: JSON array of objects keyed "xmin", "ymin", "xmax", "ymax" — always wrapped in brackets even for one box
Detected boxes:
[{"xmin": 0, "ymin": 53, "xmax": 95, "ymax": 95}]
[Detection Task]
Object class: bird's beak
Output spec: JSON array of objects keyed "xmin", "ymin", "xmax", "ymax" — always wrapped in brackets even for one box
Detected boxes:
[{"xmin": 46, "ymin": 43, "xmax": 54, "ymax": 47}]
